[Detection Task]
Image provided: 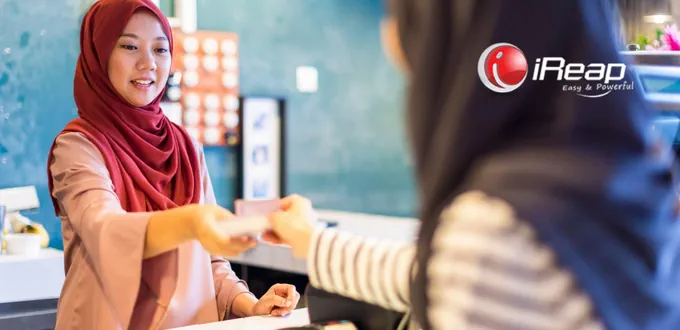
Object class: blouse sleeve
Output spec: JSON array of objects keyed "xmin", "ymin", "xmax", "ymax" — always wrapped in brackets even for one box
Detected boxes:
[
  {"xmin": 193, "ymin": 141, "xmax": 254, "ymax": 319},
  {"xmin": 307, "ymin": 191, "xmax": 604, "ymax": 330},
  {"xmin": 49, "ymin": 132, "xmax": 152, "ymax": 329}
]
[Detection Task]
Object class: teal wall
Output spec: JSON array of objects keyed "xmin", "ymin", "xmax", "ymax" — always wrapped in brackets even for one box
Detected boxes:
[
  {"xmin": 0, "ymin": 0, "xmax": 83, "ymax": 250},
  {"xmin": 0, "ymin": 0, "xmax": 414, "ymax": 250},
  {"xmin": 195, "ymin": 0, "xmax": 415, "ymax": 218}
]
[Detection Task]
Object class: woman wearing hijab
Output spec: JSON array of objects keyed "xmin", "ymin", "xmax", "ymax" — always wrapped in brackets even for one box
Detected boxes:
[
  {"xmin": 267, "ymin": 0, "xmax": 680, "ymax": 329},
  {"xmin": 47, "ymin": 0, "xmax": 299, "ymax": 329}
]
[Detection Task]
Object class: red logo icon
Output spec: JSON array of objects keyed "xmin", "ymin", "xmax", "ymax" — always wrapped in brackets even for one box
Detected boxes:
[{"xmin": 478, "ymin": 43, "xmax": 528, "ymax": 93}]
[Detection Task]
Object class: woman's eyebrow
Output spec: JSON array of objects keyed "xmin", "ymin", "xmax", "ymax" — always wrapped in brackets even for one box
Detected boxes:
[{"xmin": 120, "ymin": 33, "xmax": 168, "ymax": 41}]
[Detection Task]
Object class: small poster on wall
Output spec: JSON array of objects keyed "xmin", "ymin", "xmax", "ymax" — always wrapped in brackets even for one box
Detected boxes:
[{"xmin": 238, "ymin": 97, "xmax": 285, "ymax": 200}]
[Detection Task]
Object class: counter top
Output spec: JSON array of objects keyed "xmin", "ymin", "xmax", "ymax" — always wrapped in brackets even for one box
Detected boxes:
[
  {"xmin": 170, "ymin": 308, "xmax": 310, "ymax": 330},
  {"xmin": 0, "ymin": 248, "xmax": 64, "ymax": 263},
  {"xmin": 0, "ymin": 248, "xmax": 65, "ymax": 304},
  {"xmin": 0, "ymin": 209, "xmax": 419, "ymax": 307}
]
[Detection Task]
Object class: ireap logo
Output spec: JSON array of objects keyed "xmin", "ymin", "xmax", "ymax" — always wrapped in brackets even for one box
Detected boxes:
[{"xmin": 477, "ymin": 43, "xmax": 634, "ymax": 97}]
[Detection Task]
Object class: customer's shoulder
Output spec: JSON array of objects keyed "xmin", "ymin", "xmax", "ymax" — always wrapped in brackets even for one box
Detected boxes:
[
  {"xmin": 434, "ymin": 191, "xmax": 571, "ymax": 277},
  {"xmin": 438, "ymin": 191, "xmax": 517, "ymax": 231},
  {"xmin": 429, "ymin": 191, "xmax": 602, "ymax": 330},
  {"xmin": 435, "ymin": 191, "xmax": 548, "ymax": 263}
]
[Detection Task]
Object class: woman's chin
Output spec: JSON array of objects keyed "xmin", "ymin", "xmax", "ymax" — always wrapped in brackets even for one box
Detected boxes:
[{"xmin": 125, "ymin": 95, "xmax": 157, "ymax": 108}]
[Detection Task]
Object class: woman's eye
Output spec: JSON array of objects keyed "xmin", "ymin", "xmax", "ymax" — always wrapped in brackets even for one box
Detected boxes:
[
  {"xmin": 120, "ymin": 44, "xmax": 137, "ymax": 50},
  {"xmin": 155, "ymin": 48, "xmax": 169, "ymax": 54}
]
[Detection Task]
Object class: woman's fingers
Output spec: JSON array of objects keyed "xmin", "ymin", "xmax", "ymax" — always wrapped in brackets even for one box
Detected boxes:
[
  {"xmin": 200, "ymin": 225, "xmax": 257, "ymax": 256},
  {"xmin": 215, "ymin": 205, "xmax": 235, "ymax": 220},
  {"xmin": 269, "ymin": 211, "xmax": 288, "ymax": 231},
  {"xmin": 258, "ymin": 293, "xmax": 288, "ymax": 315},
  {"xmin": 191, "ymin": 204, "xmax": 265, "ymax": 256},
  {"xmin": 207, "ymin": 218, "xmax": 232, "ymax": 246},
  {"xmin": 279, "ymin": 194, "xmax": 311, "ymax": 212},
  {"xmin": 269, "ymin": 286, "xmax": 300, "ymax": 316},
  {"xmin": 279, "ymin": 194, "xmax": 300, "ymax": 210},
  {"xmin": 220, "ymin": 236, "xmax": 257, "ymax": 256},
  {"xmin": 261, "ymin": 230, "xmax": 283, "ymax": 244}
]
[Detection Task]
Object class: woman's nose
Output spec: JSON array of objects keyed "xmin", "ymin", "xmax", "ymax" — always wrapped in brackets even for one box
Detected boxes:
[{"xmin": 137, "ymin": 50, "xmax": 157, "ymax": 71}]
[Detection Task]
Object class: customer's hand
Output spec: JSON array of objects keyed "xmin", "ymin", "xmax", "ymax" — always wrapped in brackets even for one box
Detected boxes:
[
  {"xmin": 187, "ymin": 204, "xmax": 258, "ymax": 257},
  {"xmin": 263, "ymin": 194, "xmax": 316, "ymax": 259},
  {"xmin": 251, "ymin": 284, "xmax": 300, "ymax": 316}
]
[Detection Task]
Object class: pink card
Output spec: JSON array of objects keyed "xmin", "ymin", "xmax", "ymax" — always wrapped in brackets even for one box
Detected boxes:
[{"xmin": 234, "ymin": 199, "xmax": 281, "ymax": 216}]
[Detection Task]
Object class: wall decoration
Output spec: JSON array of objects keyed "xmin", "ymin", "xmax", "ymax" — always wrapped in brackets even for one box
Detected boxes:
[
  {"xmin": 236, "ymin": 97, "xmax": 286, "ymax": 200},
  {"xmin": 166, "ymin": 29, "xmax": 241, "ymax": 146}
]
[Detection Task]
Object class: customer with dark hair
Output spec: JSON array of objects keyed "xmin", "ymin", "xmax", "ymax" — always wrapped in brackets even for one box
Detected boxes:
[{"xmin": 266, "ymin": 1, "xmax": 680, "ymax": 329}]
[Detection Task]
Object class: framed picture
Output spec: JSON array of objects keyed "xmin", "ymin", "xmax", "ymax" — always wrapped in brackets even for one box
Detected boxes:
[{"xmin": 236, "ymin": 97, "xmax": 286, "ymax": 200}]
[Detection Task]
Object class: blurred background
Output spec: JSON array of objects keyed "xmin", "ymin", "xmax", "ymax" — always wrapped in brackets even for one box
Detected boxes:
[
  {"xmin": 1, "ymin": 0, "xmax": 680, "ymax": 251},
  {"xmin": 0, "ymin": 0, "xmax": 414, "ymax": 252},
  {"xmin": 5, "ymin": 0, "xmax": 680, "ymax": 328}
]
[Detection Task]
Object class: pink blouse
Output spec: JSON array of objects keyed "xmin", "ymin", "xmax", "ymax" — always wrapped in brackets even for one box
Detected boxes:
[{"xmin": 49, "ymin": 132, "xmax": 253, "ymax": 330}]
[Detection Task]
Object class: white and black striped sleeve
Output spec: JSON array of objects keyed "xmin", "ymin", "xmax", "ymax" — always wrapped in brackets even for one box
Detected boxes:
[
  {"xmin": 307, "ymin": 227, "xmax": 415, "ymax": 312},
  {"xmin": 307, "ymin": 191, "xmax": 605, "ymax": 330}
]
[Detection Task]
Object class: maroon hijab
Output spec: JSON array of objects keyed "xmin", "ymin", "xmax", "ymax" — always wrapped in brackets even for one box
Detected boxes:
[{"xmin": 48, "ymin": 0, "xmax": 200, "ymax": 214}]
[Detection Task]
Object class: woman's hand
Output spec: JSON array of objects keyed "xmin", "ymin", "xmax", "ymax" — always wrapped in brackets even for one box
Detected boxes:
[
  {"xmin": 263, "ymin": 194, "xmax": 316, "ymax": 259},
  {"xmin": 251, "ymin": 284, "xmax": 300, "ymax": 316},
  {"xmin": 187, "ymin": 204, "xmax": 258, "ymax": 257},
  {"xmin": 145, "ymin": 203, "xmax": 257, "ymax": 259}
]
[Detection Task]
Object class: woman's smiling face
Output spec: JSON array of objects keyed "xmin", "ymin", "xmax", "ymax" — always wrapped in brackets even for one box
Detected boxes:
[{"xmin": 107, "ymin": 10, "xmax": 171, "ymax": 107}]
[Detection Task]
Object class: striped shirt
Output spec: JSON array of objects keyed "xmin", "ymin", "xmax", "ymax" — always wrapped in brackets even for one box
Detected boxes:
[{"xmin": 307, "ymin": 191, "xmax": 604, "ymax": 330}]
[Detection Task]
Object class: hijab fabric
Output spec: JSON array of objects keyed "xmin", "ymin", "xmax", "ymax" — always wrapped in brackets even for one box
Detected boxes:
[
  {"xmin": 48, "ymin": 0, "xmax": 200, "ymax": 214},
  {"xmin": 388, "ymin": 0, "xmax": 680, "ymax": 329}
]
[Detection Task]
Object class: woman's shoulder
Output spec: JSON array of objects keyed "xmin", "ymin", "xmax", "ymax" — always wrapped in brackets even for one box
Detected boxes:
[
  {"xmin": 49, "ymin": 132, "xmax": 114, "ymax": 208},
  {"xmin": 186, "ymin": 137, "xmax": 212, "ymax": 188},
  {"xmin": 189, "ymin": 138, "xmax": 204, "ymax": 157},
  {"xmin": 52, "ymin": 132, "xmax": 105, "ymax": 166},
  {"xmin": 187, "ymin": 137, "xmax": 207, "ymax": 169},
  {"xmin": 55, "ymin": 131, "xmax": 93, "ymax": 145}
]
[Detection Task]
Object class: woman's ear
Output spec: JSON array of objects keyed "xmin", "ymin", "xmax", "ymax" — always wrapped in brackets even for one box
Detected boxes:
[{"xmin": 380, "ymin": 17, "xmax": 409, "ymax": 74}]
